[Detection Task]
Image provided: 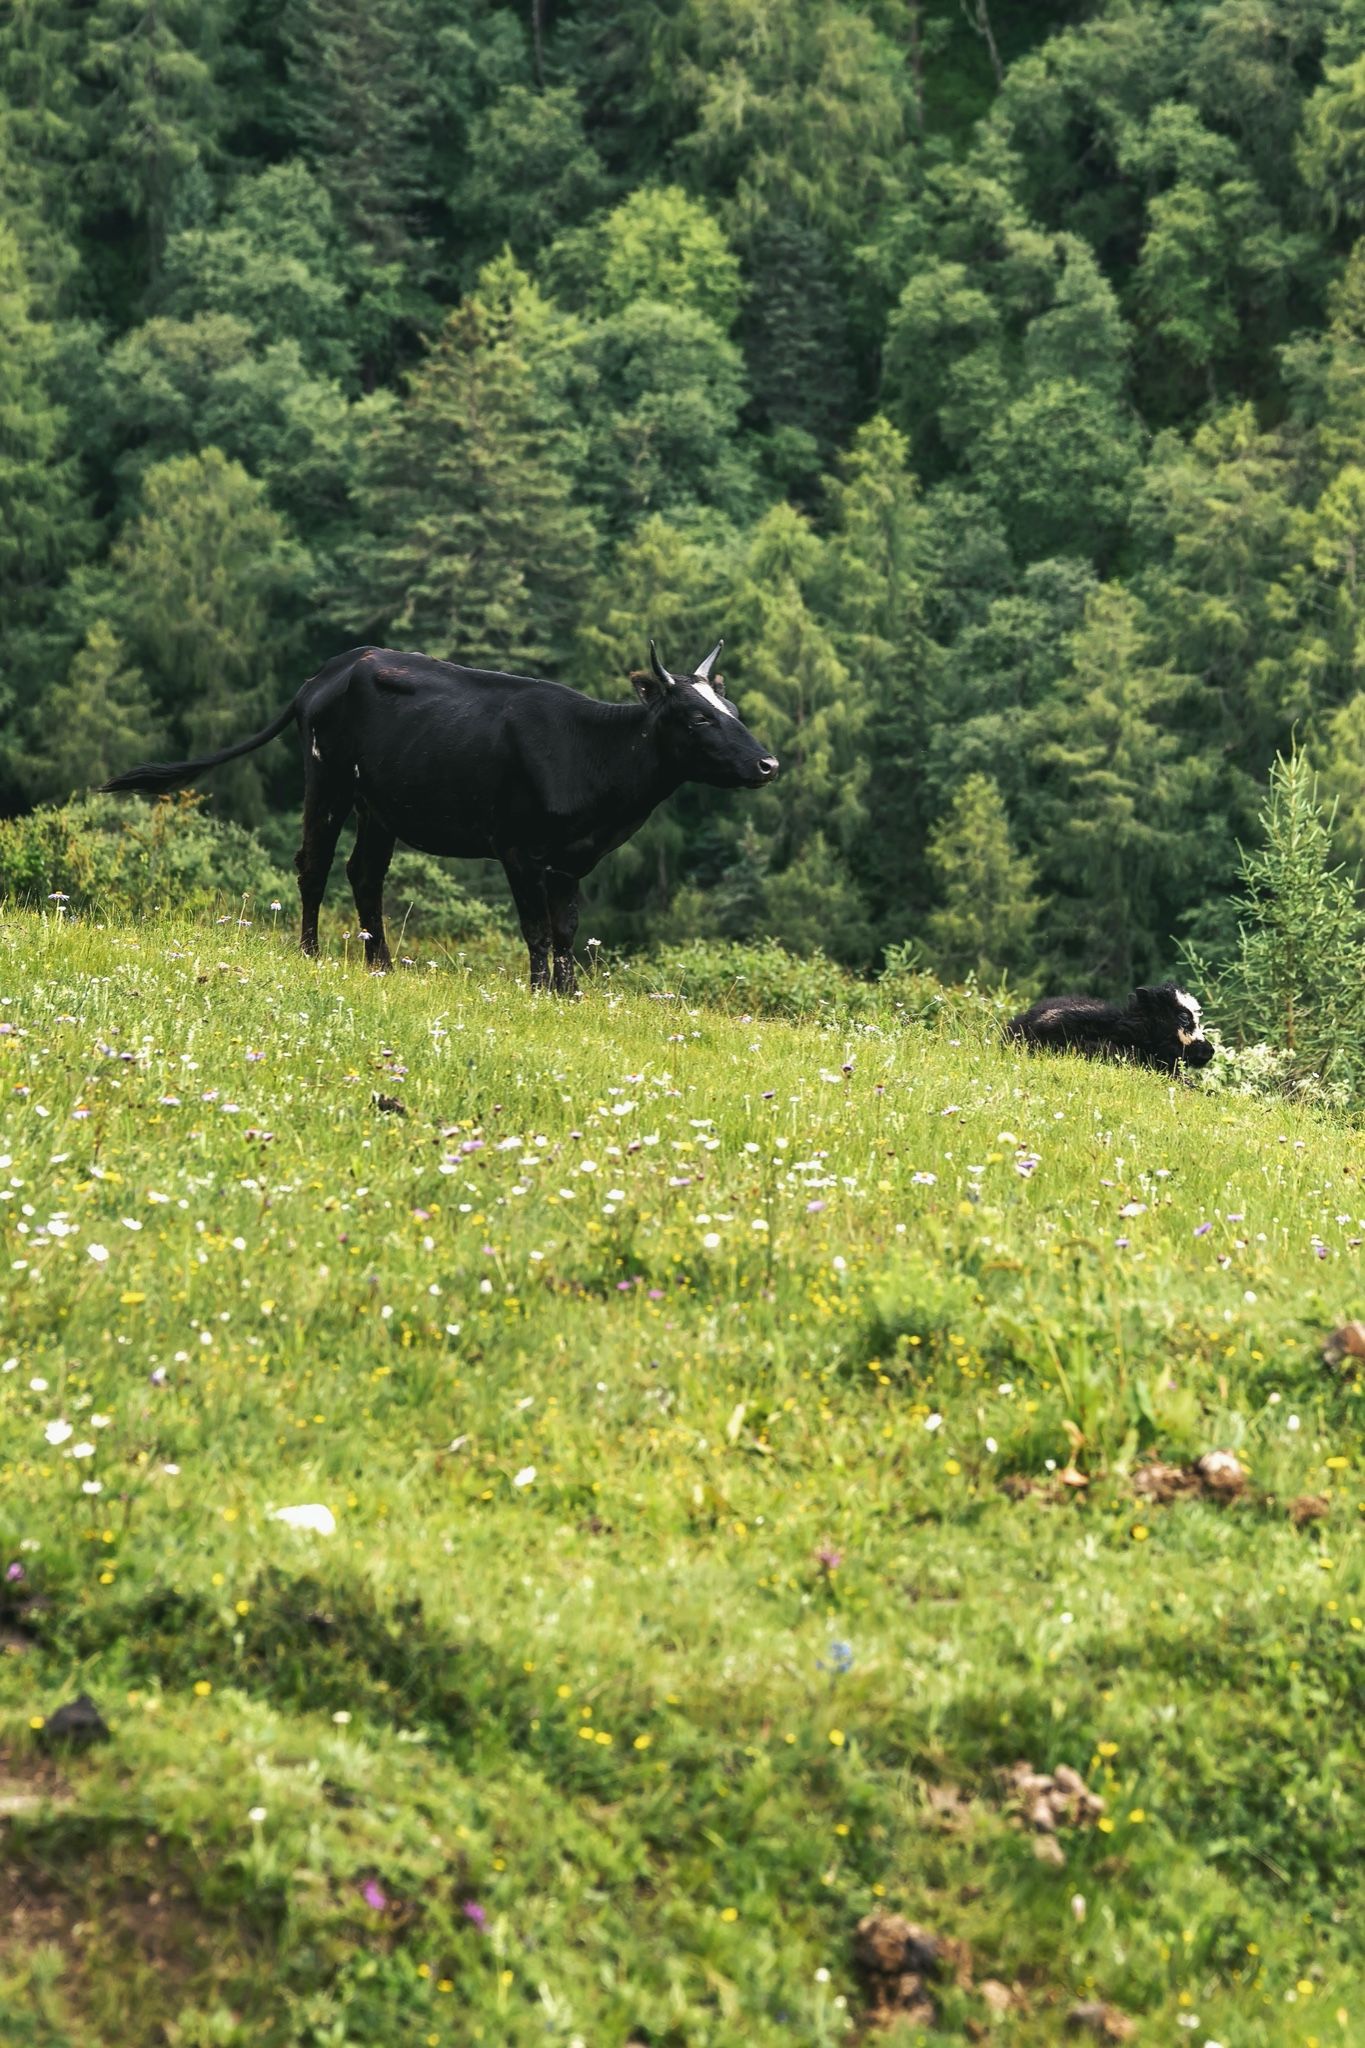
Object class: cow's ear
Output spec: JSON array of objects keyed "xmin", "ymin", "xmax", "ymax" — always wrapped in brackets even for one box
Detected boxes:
[
  {"xmin": 1133, "ymin": 985, "xmax": 1166, "ymax": 1012},
  {"xmin": 631, "ymin": 668, "xmax": 666, "ymax": 705},
  {"xmin": 710, "ymin": 672, "xmax": 727, "ymax": 699}
]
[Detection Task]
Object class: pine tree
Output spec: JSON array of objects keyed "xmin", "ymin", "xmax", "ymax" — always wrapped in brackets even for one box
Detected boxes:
[
  {"xmin": 0, "ymin": 214, "xmax": 92, "ymax": 801},
  {"xmin": 278, "ymin": 0, "xmax": 465, "ymax": 338},
  {"xmin": 739, "ymin": 206, "xmax": 856, "ymax": 482},
  {"xmin": 923, "ymin": 773, "xmax": 1042, "ymax": 986},
  {"xmin": 344, "ymin": 258, "xmax": 596, "ymax": 673},
  {"xmin": 102, "ymin": 448, "xmax": 310, "ymax": 822},
  {"xmin": 25, "ymin": 620, "xmax": 163, "ymax": 799},
  {"xmin": 1034, "ymin": 583, "xmax": 1211, "ymax": 985},
  {"xmin": 81, "ymin": 0, "xmax": 234, "ymax": 272},
  {"xmin": 820, "ymin": 416, "xmax": 934, "ymax": 936},
  {"xmin": 1217, "ymin": 747, "xmax": 1365, "ymax": 1087}
]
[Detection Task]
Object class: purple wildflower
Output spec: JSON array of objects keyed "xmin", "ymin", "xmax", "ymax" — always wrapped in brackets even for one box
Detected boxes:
[
  {"xmin": 1193, "ymin": 1221, "xmax": 1213, "ymax": 1237},
  {"xmin": 360, "ymin": 1879, "xmax": 388, "ymax": 1911},
  {"xmin": 815, "ymin": 1544, "xmax": 842, "ymax": 1574},
  {"xmin": 5, "ymin": 1561, "xmax": 22, "ymax": 1582},
  {"xmin": 462, "ymin": 1900, "xmax": 488, "ymax": 1929}
]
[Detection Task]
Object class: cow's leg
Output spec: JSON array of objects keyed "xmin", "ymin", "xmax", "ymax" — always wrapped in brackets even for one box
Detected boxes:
[
  {"xmin": 346, "ymin": 802, "xmax": 396, "ymax": 971},
  {"xmin": 295, "ymin": 766, "xmax": 352, "ymax": 957},
  {"xmin": 504, "ymin": 862, "xmax": 551, "ymax": 992},
  {"xmin": 546, "ymin": 869, "xmax": 580, "ymax": 997}
]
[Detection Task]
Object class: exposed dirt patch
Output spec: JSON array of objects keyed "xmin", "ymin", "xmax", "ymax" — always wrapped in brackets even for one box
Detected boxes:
[
  {"xmin": 0, "ymin": 1837, "xmax": 231, "ymax": 2044},
  {"xmin": 1132, "ymin": 1448, "xmax": 1247, "ymax": 1504},
  {"xmin": 1066, "ymin": 1997, "xmax": 1137, "ymax": 2041},
  {"xmin": 1288, "ymin": 1492, "xmax": 1331, "ymax": 1527},
  {"xmin": 1322, "ymin": 1320, "xmax": 1365, "ymax": 1369},
  {"xmin": 1005, "ymin": 1762, "xmax": 1104, "ymax": 1867},
  {"xmin": 853, "ymin": 1912, "xmax": 971, "ymax": 2032},
  {"xmin": 0, "ymin": 1745, "xmax": 73, "ymax": 1821}
]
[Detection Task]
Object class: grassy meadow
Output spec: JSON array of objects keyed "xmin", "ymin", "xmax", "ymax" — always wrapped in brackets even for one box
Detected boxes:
[{"xmin": 0, "ymin": 908, "xmax": 1361, "ymax": 2047}]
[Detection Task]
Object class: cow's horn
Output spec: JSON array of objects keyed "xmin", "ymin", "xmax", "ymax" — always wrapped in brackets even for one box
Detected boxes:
[
  {"xmin": 693, "ymin": 639, "xmax": 724, "ymax": 683},
  {"xmin": 649, "ymin": 639, "xmax": 675, "ymax": 687}
]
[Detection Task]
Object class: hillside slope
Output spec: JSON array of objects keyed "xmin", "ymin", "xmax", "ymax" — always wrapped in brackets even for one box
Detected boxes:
[{"xmin": 0, "ymin": 913, "xmax": 1360, "ymax": 2046}]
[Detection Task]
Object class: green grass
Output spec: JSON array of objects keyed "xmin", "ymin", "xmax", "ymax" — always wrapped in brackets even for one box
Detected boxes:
[{"xmin": 0, "ymin": 908, "xmax": 1361, "ymax": 2047}]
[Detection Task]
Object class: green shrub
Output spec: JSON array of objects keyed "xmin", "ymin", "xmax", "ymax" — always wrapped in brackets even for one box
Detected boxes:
[
  {"xmin": 621, "ymin": 936, "xmax": 877, "ymax": 1021},
  {"xmin": 0, "ymin": 795, "xmax": 502, "ymax": 942},
  {"xmin": 0, "ymin": 793, "xmax": 292, "ymax": 918}
]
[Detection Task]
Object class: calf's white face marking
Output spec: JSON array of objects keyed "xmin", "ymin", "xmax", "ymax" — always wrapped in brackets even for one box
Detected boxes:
[
  {"xmin": 692, "ymin": 680, "xmax": 739, "ymax": 721},
  {"xmin": 1173, "ymin": 987, "xmax": 1205, "ymax": 1045}
]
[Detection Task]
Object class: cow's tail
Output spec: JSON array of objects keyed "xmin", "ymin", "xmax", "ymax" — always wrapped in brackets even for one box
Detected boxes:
[{"xmin": 99, "ymin": 701, "xmax": 296, "ymax": 796}]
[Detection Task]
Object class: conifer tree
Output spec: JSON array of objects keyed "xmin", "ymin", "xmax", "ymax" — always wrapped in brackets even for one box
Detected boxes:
[
  {"xmin": 344, "ymin": 259, "xmax": 595, "ymax": 673},
  {"xmin": 1216, "ymin": 747, "xmax": 1365, "ymax": 1086},
  {"xmin": 26, "ymin": 620, "xmax": 163, "ymax": 799},
  {"xmin": 0, "ymin": 215, "xmax": 91, "ymax": 795},
  {"xmin": 924, "ymin": 772, "xmax": 1042, "ymax": 986},
  {"xmin": 102, "ymin": 448, "xmax": 310, "ymax": 822},
  {"xmin": 81, "ymin": 0, "xmax": 233, "ymax": 270}
]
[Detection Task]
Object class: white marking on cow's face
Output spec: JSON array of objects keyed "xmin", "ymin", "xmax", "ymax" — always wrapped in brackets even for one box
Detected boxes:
[
  {"xmin": 692, "ymin": 680, "xmax": 739, "ymax": 721},
  {"xmin": 1173, "ymin": 988, "xmax": 1205, "ymax": 1045}
]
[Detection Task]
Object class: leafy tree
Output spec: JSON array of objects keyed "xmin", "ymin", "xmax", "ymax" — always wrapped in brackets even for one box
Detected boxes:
[
  {"xmin": 1298, "ymin": 52, "xmax": 1365, "ymax": 230},
  {"xmin": 923, "ymin": 772, "xmax": 1042, "ymax": 986},
  {"xmin": 595, "ymin": 185, "xmax": 742, "ymax": 328},
  {"xmin": 820, "ymin": 417, "xmax": 935, "ymax": 934},
  {"xmin": 677, "ymin": 0, "xmax": 912, "ymax": 242},
  {"xmin": 159, "ymin": 163, "xmax": 357, "ymax": 379},
  {"xmin": 582, "ymin": 300, "xmax": 753, "ymax": 528},
  {"xmin": 739, "ymin": 206, "xmax": 857, "ymax": 484},
  {"xmin": 1033, "ymin": 582, "xmax": 1215, "ymax": 984},
  {"xmin": 99, "ymin": 313, "xmax": 359, "ymax": 535},
  {"xmin": 726, "ymin": 503, "xmax": 870, "ymax": 925},
  {"xmin": 456, "ymin": 85, "xmax": 609, "ymax": 267},
  {"xmin": 1311, "ymin": 687, "xmax": 1365, "ymax": 877}
]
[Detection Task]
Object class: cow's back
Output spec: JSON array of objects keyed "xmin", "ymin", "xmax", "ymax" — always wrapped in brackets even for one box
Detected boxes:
[{"xmin": 324, "ymin": 649, "xmax": 623, "ymax": 862}]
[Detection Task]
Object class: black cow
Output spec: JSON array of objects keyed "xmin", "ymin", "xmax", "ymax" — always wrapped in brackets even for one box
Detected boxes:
[
  {"xmin": 100, "ymin": 640, "xmax": 778, "ymax": 994},
  {"xmin": 1005, "ymin": 982, "xmax": 1214, "ymax": 1075}
]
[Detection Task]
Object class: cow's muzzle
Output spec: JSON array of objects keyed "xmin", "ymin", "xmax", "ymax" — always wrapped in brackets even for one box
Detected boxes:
[{"xmin": 753, "ymin": 755, "xmax": 780, "ymax": 783}]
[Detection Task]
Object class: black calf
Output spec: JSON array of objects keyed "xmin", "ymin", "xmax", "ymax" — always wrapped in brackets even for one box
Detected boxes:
[{"xmin": 1006, "ymin": 982, "xmax": 1214, "ymax": 1076}]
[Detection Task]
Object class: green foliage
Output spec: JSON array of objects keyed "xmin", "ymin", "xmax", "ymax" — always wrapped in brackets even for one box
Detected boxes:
[
  {"xmin": 0, "ymin": 214, "xmax": 92, "ymax": 762},
  {"xmin": 22, "ymin": 622, "xmax": 163, "ymax": 803},
  {"xmin": 14, "ymin": 0, "xmax": 1365, "ymax": 1003},
  {"xmin": 81, "ymin": 0, "xmax": 234, "ymax": 261},
  {"xmin": 596, "ymin": 184, "xmax": 742, "ymax": 328},
  {"xmin": 90, "ymin": 449, "xmax": 311, "ymax": 822},
  {"xmin": 342, "ymin": 257, "xmax": 594, "ymax": 670},
  {"xmin": 1202, "ymin": 746, "xmax": 1365, "ymax": 1094},
  {"xmin": 924, "ymin": 772, "xmax": 1042, "ymax": 987},
  {"xmin": 0, "ymin": 793, "xmax": 291, "ymax": 917}
]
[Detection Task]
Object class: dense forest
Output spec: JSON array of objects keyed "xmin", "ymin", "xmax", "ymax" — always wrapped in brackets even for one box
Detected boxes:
[{"xmin": 7, "ymin": 0, "xmax": 1365, "ymax": 986}]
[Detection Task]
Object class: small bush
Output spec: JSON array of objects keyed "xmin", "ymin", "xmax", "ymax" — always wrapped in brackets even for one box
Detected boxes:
[
  {"xmin": 616, "ymin": 935, "xmax": 1019, "ymax": 1030},
  {"xmin": 0, "ymin": 792, "xmax": 292, "ymax": 918},
  {"xmin": 626, "ymin": 937, "xmax": 874, "ymax": 1021},
  {"xmin": 0, "ymin": 795, "xmax": 501, "ymax": 941}
]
